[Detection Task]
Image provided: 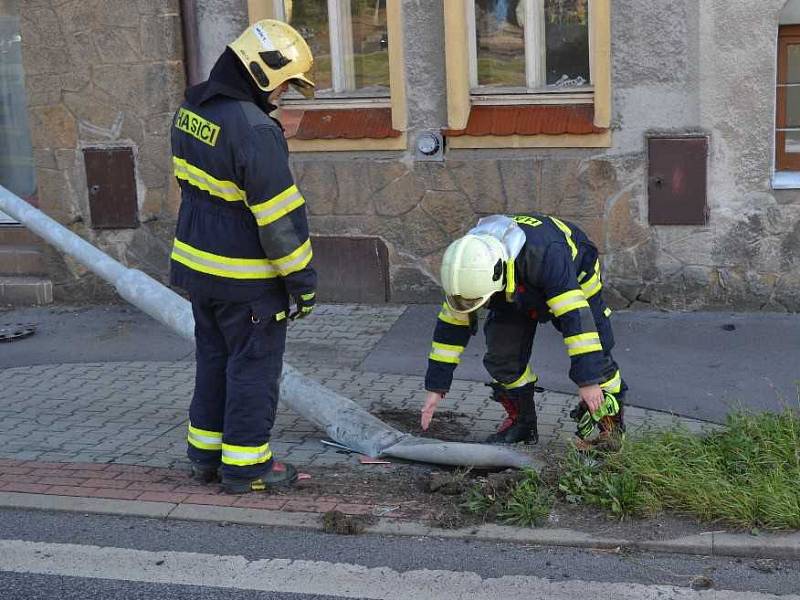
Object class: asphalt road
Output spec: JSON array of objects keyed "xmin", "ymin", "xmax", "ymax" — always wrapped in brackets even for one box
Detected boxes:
[
  {"xmin": 1, "ymin": 509, "xmax": 799, "ymax": 599},
  {"xmin": 0, "ymin": 305, "xmax": 194, "ymax": 366},
  {"xmin": 363, "ymin": 305, "xmax": 800, "ymax": 423}
]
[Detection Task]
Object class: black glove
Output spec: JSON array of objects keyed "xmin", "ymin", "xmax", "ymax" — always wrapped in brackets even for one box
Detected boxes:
[{"xmin": 289, "ymin": 291, "xmax": 316, "ymax": 320}]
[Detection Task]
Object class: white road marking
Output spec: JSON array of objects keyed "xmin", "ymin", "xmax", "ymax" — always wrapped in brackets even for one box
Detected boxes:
[{"xmin": 0, "ymin": 539, "xmax": 795, "ymax": 600}]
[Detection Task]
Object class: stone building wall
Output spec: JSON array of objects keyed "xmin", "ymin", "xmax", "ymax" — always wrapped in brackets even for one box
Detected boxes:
[
  {"xmin": 18, "ymin": 0, "xmax": 800, "ymax": 310},
  {"xmin": 20, "ymin": 0, "xmax": 185, "ymax": 301},
  {"xmin": 293, "ymin": 0, "xmax": 800, "ymax": 311}
]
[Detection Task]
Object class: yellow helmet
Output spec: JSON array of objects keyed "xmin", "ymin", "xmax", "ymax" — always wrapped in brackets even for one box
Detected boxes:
[
  {"xmin": 228, "ymin": 20, "xmax": 315, "ymax": 98},
  {"xmin": 440, "ymin": 234, "xmax": 508, "ymax": 313}
]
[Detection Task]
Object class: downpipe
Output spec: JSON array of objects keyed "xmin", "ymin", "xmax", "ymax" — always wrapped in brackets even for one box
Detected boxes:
[
  {"xmin": 0, "ymin": 186, "xmax": 540, "ymax": 470},
  {"xmin": 179, "ymin": 0, "xmax": 202, "ymax": 87}
]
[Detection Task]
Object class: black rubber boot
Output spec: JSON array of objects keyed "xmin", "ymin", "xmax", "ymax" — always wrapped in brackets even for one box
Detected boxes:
[
  {"xmin": 190, "ymin": 462, "xmax": 220, "ymax": 484},
  {"xmin": 485, "ymin": 383, "xmax": 539, "ymax": 445},
  {"xmin": 222, "ymin": 462, "xmax": 299, "ymax": 494}
]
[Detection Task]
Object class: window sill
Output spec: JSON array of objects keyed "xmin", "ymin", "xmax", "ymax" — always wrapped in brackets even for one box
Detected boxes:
[
  {"xmin": 470, "ymin": 90, "xmax": 594, "ymax": 106},
  {"xmin": 772, "ymin": 171, "xmax": 800, "ymax": 189},
  {"xmin": 445, "ymin": 131, "xmax": 611, "ymax": 150},
  {"xmin": 282, "ymin": 97, "xmax": 391, "ymax": 110},
  {"xmin": 288, "ymin": 134, "xmax": 407, "ymax": 152}
]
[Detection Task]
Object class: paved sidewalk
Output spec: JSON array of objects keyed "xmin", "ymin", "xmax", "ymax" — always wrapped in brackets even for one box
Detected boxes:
[{"xmin": 0, "ymin": 304, "xmax": 710, "ymax": 470}]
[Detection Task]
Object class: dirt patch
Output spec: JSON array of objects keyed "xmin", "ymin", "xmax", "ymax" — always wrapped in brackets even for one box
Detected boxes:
[
  {"xmin": 282, "ymin": 463, "xmax": 458, "ymax": 520},
  {"xmin": 425, "ymin": 469, "xmax": 530, "ymax": 529},
  {"xmin": 422, "ymin": 467, "xmax": 716, "ymax": 537},
  {"xmin": 430, "ymin": 503, "xmax": 473, "ymax": 529},
  {"xmin": 289, "ymin": 463, "xmax": 432, "ymax": 503},
  {"xmin": 321, "ymin": 510, "xmax": 374, "ymax": 535},
  {"xmin": 690, "ymin": 575, "xmax": 714, "ymax": 590},
  {"xmin": 374, "ymin": 408, "xmax": 471, "ymax": 442},
  {"xmin": 545, "ymin": 501, "xmax": 695, "ymax": 538},
  {"xmin": 427, "ymin": 471, "xmax": 470, "ymax": 495},
  {"xmin": 484, "ymin": 470, "xmax": 526, "ymax": 495},
  {"xmin": 280, "ymin": 461, "xmax": 757, "ymax": 542}
]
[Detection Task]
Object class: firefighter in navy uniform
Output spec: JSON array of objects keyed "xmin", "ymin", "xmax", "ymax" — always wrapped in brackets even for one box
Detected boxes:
[
  {"xmin": 169, "ymin": 21, "xmax": 317, "ymax": 494},
  {"xmin": 420, "ymin": 214, "xmax": 627, "ymax": 449}
]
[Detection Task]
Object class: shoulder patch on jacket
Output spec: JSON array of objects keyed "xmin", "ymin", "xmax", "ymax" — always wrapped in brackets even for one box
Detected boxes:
[
  {"xmin": 512, "ymin": 215, "xmax": 543, "ymax": 228},
  {"xmin": 174, "ymin": 107, "xmax": 221, "ymax": 147},
  {"xmin": 237, "ymin": 101, "xmax": 277, "ymax": 129}
]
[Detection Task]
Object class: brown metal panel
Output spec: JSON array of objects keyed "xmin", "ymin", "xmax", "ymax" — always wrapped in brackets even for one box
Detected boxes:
[
  {"xmin": 566, "ymin": 105, "xmax": 595, "ymax": 134},
  {"xmin": 491, "ymin": 107, "xmax": 519, "ymax": 136},
  {"xmin": 466, "ymin": 106, "xmax": 494, "ymax": 136},
  {"xmin": 83, "ymin": 147, "xmax": 139, "ymax": 229},
  {"xmin": 445, "ymin": 105, "xmax": 603, "ymax": 137},
  {"xmin": 647, "ymin": 136, "xmax": 708, "ymax": 226},
  {"xmin": 294, "ymin": 108, "xmax": 400, "ymax": 140},
  {"xmin": 311, "ymin": 235, "xmax": 389, "ymax": 303}
]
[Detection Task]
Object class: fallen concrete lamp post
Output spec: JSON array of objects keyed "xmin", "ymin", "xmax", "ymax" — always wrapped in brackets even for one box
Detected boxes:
[{"xmin": 0, "ymin": 186, "xmax": 539, "ymax": 470}]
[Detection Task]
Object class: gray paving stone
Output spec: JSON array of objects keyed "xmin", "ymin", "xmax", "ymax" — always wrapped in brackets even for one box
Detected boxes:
[
  {"xmin": 9, "ymin": 451, "xmax": 42, "ymax": 460},
  {"xmin": 0, "ymin": 303, "xmax": 716, "ymax": 468}
]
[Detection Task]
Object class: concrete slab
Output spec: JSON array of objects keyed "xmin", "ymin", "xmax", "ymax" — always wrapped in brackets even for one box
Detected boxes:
[
  {"xmin": 0, "ymin": 491, "xmax": 175, "ymax": 518},
  {"xmin": 713, "ymin": 532, "xmax": 800, "ymax": 560},
  {"xmin": 637, "ymin": 534, "xmax": 714, "ymax": 556},
  {"xmin": 169, "ymin": 504, "xmax": 321, "ymax": 528},
  {"xmin": 360, "ymin": 305, "xmax": 800, "ymax": 423}
]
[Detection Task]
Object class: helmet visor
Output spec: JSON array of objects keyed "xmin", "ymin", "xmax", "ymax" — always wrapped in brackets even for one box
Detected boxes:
[
  {"xmin": 289, "ymin": 75, "xmax": 315, "ymax": 98},
  {"xmin": 446, "ymin": 294, "xmax": 490, "ymax": 313}
]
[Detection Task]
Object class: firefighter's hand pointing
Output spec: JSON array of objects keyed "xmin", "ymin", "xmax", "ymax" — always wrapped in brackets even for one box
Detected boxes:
[{"xmin": 421, "ymin": 391, "xmax": 444, "ymax": 431}]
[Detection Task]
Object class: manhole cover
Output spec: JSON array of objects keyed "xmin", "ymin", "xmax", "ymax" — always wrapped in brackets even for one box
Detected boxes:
[{"xmin": 0, "ymin": 323, "xmax": 36, "ymax": 342}]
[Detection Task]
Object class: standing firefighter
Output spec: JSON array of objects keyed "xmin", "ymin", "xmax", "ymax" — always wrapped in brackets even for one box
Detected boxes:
[
  {"xmin": 421, "ymin": 214, "xmax": 626, "ymax": 449},
  {"xmin": 170, "ymin": 21, "xmax": 317, "ymax": 493}
]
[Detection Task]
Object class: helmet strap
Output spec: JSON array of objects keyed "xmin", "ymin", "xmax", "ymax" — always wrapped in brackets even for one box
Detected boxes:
[{"xmin": 504, "ymin": 259, "xmax": 516, "ymax": 297}]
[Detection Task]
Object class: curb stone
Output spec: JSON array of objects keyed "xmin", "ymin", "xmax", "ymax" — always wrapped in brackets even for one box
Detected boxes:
[{"xmin": 1, "ymin": 491, "xmax": 798, "ymax": 561}]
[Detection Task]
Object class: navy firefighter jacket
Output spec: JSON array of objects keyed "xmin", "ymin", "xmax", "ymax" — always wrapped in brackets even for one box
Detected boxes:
[
  {"xmin": 169, "ymin": 62, "xmax": 316, "ymax": 314},
  {"xmin": 425, "ymin": 214, "xmax": 615, "ymax": 392}
]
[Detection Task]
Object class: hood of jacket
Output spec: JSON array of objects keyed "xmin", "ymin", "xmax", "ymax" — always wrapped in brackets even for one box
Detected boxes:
[
  {"xmin": 468, "ymin": 215, "xmax": 526, "ymax": 261},
  {"xmin": 185, "ymin": 48, "xmax": 281, "ymax": 122}
]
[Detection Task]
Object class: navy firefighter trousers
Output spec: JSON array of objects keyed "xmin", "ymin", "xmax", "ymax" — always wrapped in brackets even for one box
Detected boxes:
[{"xmin": 187, "ymin": 294, "xmax": 287, "ymax": 480}]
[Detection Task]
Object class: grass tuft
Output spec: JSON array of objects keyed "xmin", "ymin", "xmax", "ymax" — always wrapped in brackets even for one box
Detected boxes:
[
  {"xmin": 497, "ymin": 470, "xmax": 553, "ymax": 527},
  {"xmin": 558, "ymin": 409, "xmax": 800, "ymax": 529},
  {"xmin": 451, "ymin": 409, "xmax": 799, "ymax": 530},
  {"xmin": 463, "ymin": 469, "xmax": 552, "ymax": 527}
]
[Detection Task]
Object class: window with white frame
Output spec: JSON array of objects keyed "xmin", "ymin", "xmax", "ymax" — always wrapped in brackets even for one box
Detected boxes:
[
  {"xmin": 467, "ymin": 0, "xmax": 591, "ymax": 97},
  {"xmin": 271, "ymin": 0, "xmax": 390, "ymax": 99}
]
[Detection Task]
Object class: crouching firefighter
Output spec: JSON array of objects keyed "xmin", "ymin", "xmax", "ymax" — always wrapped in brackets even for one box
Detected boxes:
[
  {"xmin": 169, "ymin": 20, "xmax": 317, "ymax": 493},
  {"xmin": 420, "ymin": 214, "xmax": 627, "ymax": 449}
]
